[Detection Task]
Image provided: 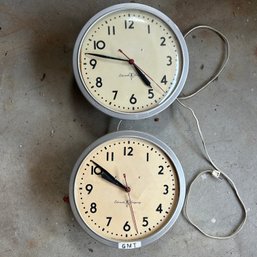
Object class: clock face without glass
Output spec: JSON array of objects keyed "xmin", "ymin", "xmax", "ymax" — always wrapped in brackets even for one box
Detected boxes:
[
  {"xmin": 69, "ymin": 131, "xmax": 185, "ymax": 249},
  {"xmin": 73, "ymin": 3, "xmax": 189, "ymax": 119}
]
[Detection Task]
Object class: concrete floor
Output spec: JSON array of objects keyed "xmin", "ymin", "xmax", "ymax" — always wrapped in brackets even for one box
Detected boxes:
[{"xmin": 1, "ymin": 0, "xmax": 257, "ymax": 256}]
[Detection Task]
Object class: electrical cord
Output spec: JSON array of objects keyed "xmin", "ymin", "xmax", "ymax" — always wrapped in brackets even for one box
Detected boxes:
[
  {"xmin": 178, "ymin": 25, "xmax": 230, "ymax": 100},
  {"xmin": 178, "ymin": 25, "xmax": 247, "ymax": 239}
]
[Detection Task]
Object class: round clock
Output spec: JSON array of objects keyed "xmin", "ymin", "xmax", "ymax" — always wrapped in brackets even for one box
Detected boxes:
[
  {"xmin": 73, "ymin": 3, "xmax": 189, "ymax": 120},
  {"xmin": 69, "ymin": 130, "xmax": 185, "ymax": 249}
]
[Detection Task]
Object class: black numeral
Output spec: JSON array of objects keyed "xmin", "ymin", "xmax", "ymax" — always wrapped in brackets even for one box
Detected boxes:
[
  {"xmin": 156, "ymin": 203, "xmax": 163, "ymax": 213},
  {"xmin": 85, "ymin": 184, "xmax": 93, "ymax": 194},
  {"xmin": 90, "ymin": 202, "xmax": 97, "ymax": 213},
  {"xmin": 123, "ymin": 221, "xmax": 131, "ymax": 231},
  {"xmin": 112, "ymin": 90, "xmax": 118, "ymax": 100},
  {"xmin": 107, "ymin": 26, "xmax": 116, "ymax": 35},
  {"xmin": 129, "ymin": 94, "xmax": 137, "ymax": 104},
  {"xmin": 166, "ymin": 56, "xmax": 172, "ymax": 66},
  {"xmin": 142, "ymin": 217, "xmax": 149, "ymax": 227},
  {"xmin": 93, "ymin": 40, "xmax": 106, "ymax": 50},
  {"xmin": 106, "ymin": 217, "xmax": 112, "ymax": 226},
  {"xmin": 158, "ymin": 165, "xmax": 164, "ymax": 175},
  {"xmin": 125, "ymin": 20, "xmax": 134, "ymax": 29},
  {"xmin": 163, "ymin": 185, "xmax": 169, "ymax": 195},
  {"xmin": 146, "ymin": 152, "xmax": 149, "ymax": 162},
  {"xmin": 96, "ymin": 77, "xmax": 103, "ymax": 88},
  {"xmin": 89, "ymin": 59, "xmax": 97, "ymax": 69},
  {"xmin": 160, "ymin": 37, "xmax": 166, "ymax": 46},
  {"xmin": 161, "ymin": 75, "xmax": 168, "ymax": 85},
  {"xmin": 91, "ymin": 165, "xmax": 102, "ymax": 175},
  {"xmin": 124, "ymin": 146, "xmax": 133, "ymax": 156},
  {"xmin": 106, "ymin": 151, "xmax": 114, "ymax": 161},
  {"xmin": 148, "ymin": 88, "xmax": 154, "ymax": 99}
]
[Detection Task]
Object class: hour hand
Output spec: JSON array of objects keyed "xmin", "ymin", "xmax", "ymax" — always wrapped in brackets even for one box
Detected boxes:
[
  {"xmin": 91, "ymin": 160, "xmax": 128, "ymax": 191},
  {"xmin": 133, "ymin": 65, "xmax": 152, "ymax": 88},
  {"xmin": 118, "ymin": 49, "xmax": 152, "ymax": 88}
]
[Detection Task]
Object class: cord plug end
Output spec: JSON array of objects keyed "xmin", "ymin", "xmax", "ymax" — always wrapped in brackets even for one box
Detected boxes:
[{"xmin": 212, "ymin": 170, "xmax": 221, "ymax": 179}]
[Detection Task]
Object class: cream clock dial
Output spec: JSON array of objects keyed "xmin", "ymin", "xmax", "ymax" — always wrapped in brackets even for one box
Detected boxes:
[
  {"xmin": 73, "ymin": 3, "xmax": 189, "ymax": 119},
  {"xmin": 69, "ymin": 131, "xmax": 185, "ymax": 249}
]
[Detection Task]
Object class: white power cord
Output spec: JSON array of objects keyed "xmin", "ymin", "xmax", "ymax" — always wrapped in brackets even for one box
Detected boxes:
[
  {"xmin": 178, "ymin": 25, "xmax": 247, "ymax": 239},
  {"xmin": 178, "ymin": 25, "xmax": 230, "ymax": 100}
]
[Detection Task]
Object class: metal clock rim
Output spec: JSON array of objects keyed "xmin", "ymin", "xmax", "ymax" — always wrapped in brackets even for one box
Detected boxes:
[
  {"xmin": 72, "ymin": 3, "xmax": 189, "ymax": 120},
  {"xmin": 69, "ymin": 130, "xmax": 186, "ymax": 248}
]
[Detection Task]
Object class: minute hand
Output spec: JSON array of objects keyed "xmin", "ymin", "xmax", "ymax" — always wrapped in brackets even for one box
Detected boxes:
[
  {"xmin": 86, "ymin": 53, "xmax": 128, "ymax": 62},
  {"xmin": 91, "ymin": 160, "xmax": 128, "ymax": 191}
]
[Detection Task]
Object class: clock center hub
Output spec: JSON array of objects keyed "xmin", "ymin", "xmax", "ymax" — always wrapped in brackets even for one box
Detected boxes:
[{"xmin": 128, "ymin": 59, "xmax": 135, "ymax": 65}]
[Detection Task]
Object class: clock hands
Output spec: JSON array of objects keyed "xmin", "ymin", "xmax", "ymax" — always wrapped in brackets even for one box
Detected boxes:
[
  {"xmin": 86, "ymin": 51, "xmax": 152, "ymax": 88},
  {"xmin": 118, "ymin": 49, "xmax": 165, "ymax": 93},
  {"xmin": 86, "ymin": 50, "xmax": 165, "ymax": 93},
  {"xmin": 90, "ymin": 160, "xmax": 129, "ymax": 192},
  {"xmin": 123, "ymin": 173, "xmax": 139, "ymax": 234},
  {"xmin": 118, "ymin": 49, "xmax": 151, "ymax": 88},
  {"xmin": 91, "ymin": 161, "xmax": 139, "ymax": 233}
]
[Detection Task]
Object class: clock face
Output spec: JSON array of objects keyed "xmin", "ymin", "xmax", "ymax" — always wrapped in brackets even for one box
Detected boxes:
[
  {"xmin": 70, "ymin": 131, "xmax": 185, "ymax": 248},
  {"xmin": 74, "ymin": 4, "xmax": 188, "ymax": 119}
]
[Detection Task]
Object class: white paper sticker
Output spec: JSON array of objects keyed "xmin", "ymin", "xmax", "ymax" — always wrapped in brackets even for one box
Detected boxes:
[{"xmin": 118, "ymin": 241, "xmax": 142, "ymax": 249}]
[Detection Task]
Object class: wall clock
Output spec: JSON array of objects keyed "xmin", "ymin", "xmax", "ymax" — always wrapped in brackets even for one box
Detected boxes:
[
  {"xmin": 73, "ymin": 3, "xmax": 189, "ymax": 119},
  {"xmin": 69, "ymin": 130, "xmax": 185, "ymax": 249}
]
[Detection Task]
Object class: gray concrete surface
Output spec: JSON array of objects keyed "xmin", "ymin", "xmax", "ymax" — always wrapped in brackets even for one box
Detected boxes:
[{"xmin": 1, "ymin": 0, "xmax": 257, "ymax": 256}]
